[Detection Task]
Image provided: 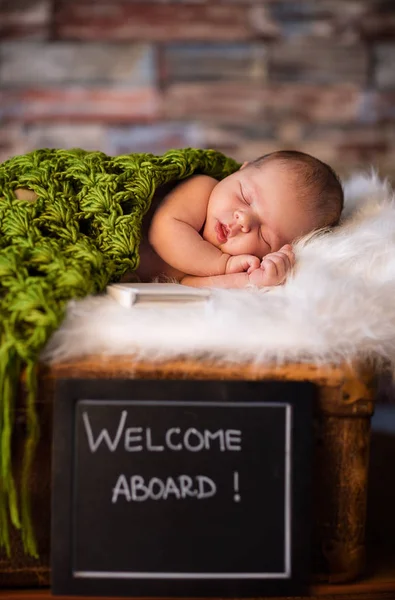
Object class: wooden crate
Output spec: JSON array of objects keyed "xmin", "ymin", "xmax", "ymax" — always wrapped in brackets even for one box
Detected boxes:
[{"xmin": 0, "ymin": 357, "xmax": 376, "ymax": 588}]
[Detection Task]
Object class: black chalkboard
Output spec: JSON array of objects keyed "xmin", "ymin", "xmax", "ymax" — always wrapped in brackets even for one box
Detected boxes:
[{"xmin": 51, "ymin": 378, "xmax": 314, "ymax": 597}]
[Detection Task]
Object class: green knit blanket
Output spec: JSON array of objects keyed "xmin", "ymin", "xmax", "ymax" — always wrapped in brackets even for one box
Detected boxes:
[{"xmin": 0, "ymin": 147, "xmax": 239, "ymax": 557}]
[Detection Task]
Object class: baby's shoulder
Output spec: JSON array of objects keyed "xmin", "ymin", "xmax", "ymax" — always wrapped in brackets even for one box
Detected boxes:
[{"xmin": 176, "ymin": 173, "xmax": 218, "ymax": 194}]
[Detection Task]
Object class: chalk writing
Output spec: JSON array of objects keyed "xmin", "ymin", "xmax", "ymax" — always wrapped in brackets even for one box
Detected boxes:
[
  {"xmin": 83, "ymin": 411, "xmax": 242, "ymax": 453},
  {"xmin": 234, "ymin": 471, "xmax": 241, "ymax": 502},
  {"xmin": 82, "ymin": 410, "xmax": 243, "ymax": 503},
  {"xmin": 112, "ymin": 474, "xmax": 217, "ymax": 503}
]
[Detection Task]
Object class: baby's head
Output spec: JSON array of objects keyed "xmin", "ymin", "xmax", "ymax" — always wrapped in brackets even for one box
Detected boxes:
[{"xmin": 202, "ymin": 150, "xmax": 343, "ymax": 258}]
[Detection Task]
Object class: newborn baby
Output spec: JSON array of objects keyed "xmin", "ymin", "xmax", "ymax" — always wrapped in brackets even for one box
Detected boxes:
[{"xmin": 138, "ymin": 150, "xmax": 344, "ymax": 288}]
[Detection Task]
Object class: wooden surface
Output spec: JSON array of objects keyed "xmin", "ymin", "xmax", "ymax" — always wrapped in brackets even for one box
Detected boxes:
[
  {"xmin": 41, "ymin": 356, "xmax": 370, "ymax": 387},
  {"xmin": 1, "ymin": 562, "xmax": 395, "ymax": 600},
  {"xmin": 0, "ymin": 357, "xmax": 379, "ymax": 589}
]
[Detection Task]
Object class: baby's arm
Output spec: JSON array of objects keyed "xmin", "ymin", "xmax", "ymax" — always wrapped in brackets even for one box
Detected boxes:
[
  {"xmin": 181, "ymin": 272, "xmax": 250, "ymax": 289},
  {"xmin": 149, "ymin": 175, "xmax": 230, "ymax": 277},
  {"xmin": 181, "ymin": 245, "xmax": 295, "ymax": 289}
]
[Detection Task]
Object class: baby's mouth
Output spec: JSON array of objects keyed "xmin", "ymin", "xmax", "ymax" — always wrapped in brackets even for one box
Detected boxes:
[{"xmin": 215, "ymin": 221, "xmax": 228, "ymax": 244}]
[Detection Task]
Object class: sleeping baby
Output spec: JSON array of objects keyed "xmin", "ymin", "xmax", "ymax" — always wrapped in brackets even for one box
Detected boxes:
[{"xmin": 137, "ymin": 150, "xmax": 344, "ymax": 289}]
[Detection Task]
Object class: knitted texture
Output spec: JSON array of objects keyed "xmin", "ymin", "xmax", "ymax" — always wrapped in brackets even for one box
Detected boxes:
[{"xmin": 0, "ymin": 147, "xmax": 240, "ymax": 557}]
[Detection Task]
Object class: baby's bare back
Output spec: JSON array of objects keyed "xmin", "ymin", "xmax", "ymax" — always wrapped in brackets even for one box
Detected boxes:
[{"xmin": 123, "ymin": 180, "xmax": 184, "ymax": 283}]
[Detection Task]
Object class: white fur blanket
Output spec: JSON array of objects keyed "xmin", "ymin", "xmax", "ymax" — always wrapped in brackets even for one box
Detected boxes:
[{"xmin": 43, "ymin": 172, "xmax": 395, "ymax": 368}]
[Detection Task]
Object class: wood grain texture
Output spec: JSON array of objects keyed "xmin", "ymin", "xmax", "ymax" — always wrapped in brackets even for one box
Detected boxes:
[{"xmin": 40, "ymin": 356, "xmax": 367, "ymax": 387}]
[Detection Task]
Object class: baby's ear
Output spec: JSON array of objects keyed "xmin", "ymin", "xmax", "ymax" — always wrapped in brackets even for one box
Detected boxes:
[{"xmin": 240, "ymin": 161, "xmax": 249, "ymax": 170}]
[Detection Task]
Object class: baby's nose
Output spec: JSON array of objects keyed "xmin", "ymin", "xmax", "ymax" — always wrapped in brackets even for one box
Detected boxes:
[{"xmin": 234, "ymin": 210, "xmax": 251, "ymax": 232}]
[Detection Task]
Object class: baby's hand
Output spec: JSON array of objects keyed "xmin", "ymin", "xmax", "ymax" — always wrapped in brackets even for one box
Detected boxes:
[
  {"xmin": 248, "ymin": 245, "xmax": 295, "ymax": 287},
  {"xmin": 225, "ymin": 254, "xmax": 261, "ymax": 275}
]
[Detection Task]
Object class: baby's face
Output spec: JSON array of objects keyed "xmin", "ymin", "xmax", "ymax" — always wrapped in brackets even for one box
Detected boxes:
[{"xmin": 202, "ymin": 161, "xmax": 317, "ymax": 257}]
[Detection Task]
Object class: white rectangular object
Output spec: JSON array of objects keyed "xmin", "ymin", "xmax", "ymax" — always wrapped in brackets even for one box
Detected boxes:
[{"xmin": 107, "ymin": 283, "xmax": 211, "ymax": 308}]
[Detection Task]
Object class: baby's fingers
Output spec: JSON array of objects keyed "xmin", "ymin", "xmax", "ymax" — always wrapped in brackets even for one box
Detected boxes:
[
  {"xmin": 278, "ymin": 244, "xmax": 295, "ymax": 266},
  {"xmin": 262, "ymin": 255, "xmax": 283, "ymax": 272},
  {"xmin": 261, "ymin": 252, "xmax": 291, "ymax": 274},
  {"xmin": 247, "ymin": 256, "xmax": 261, "ymax": 274},
  {"xmin": 261, "ymin": 253, "xmax": 290, "ymax": 284},
  {"xmin": 260, "ymin": 257, "xmax": 279, "ymax": 279}
]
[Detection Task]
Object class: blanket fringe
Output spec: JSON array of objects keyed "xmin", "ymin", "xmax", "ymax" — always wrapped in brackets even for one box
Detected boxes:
[
  {"xmin": 21, "ymin": 362, "xmax": 39, "ymax": 558},
  {"xmin": 0, "ymin": 348, "xmax": 21, "ymax": 555}
]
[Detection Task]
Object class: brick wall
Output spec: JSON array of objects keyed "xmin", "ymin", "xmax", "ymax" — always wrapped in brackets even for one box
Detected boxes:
[{"xmin": 1, "ymin": 0, "xmax": 395, "ymax": 178}]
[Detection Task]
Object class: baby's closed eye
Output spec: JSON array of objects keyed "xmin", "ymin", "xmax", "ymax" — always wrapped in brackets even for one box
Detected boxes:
[{"xmin": 240, "ymin": 184, "xmax": 250, "ymax": 205}]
